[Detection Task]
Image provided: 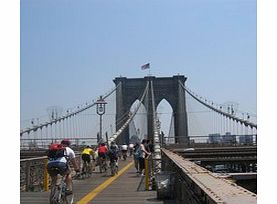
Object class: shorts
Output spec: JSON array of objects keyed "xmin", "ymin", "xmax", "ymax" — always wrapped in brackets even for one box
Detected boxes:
[
  {"xmin": 82, "ymin": 154, "xmax": 91, "ymax": 163},
  {"xmin": 139, "ymin": 157, "xmax": 145, "ymax": 171},
  {"xmin": 109, "ymin": 157, "xmax": 118, "ymax": 163},
  {"xmin": 98, "ymin": 152, "xmax": 106, "ymax": 159},
  {"xmin": 47, "ymin": 161, "xmax": 69, "ymax": 176}
]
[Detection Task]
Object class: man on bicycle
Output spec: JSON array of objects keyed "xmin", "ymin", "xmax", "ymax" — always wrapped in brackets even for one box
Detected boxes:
[
  {"xmin": 81, "ymin": 145, "xmax": 95, "ymax": 174},
  {"xmin": 128, "ymin": 143, "xmax": 134, "ymax": 156},
  {"xmin": 47, "ymin": 139, "xmax": 80, "ymax": 195},
  {"xmin": 97, "ymin": 143, "xmax": 108, "ymax": 172},
  {"xmin": 97, "ymin": 142, "xmax": 108, "ymax": 159},
  {"xmin": 121, "ymin": 143, "xmax": 128, "ymax": 160},
  {"xmin": 107, "ymin": 141, "xmax": 119, "ymax": 166}
]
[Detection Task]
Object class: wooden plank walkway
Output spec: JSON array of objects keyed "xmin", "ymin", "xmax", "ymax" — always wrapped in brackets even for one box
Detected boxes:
[{"xmin": 21, "ymin": 157, "xmax": 175, "ymax": 204}]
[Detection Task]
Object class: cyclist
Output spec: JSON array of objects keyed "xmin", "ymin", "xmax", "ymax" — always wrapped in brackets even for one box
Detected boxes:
[
  {"xmin": 47, "ymin": 139, "xmax": 80, "ymax": 195},
  {"xmin": 121, "ymin": 143, "xmax": 128, "ymax": 160},
  {"xmin": 110, "ymin": 140, "xmax": 119, "ymax": 149},
  {"xmin": 97, "ymin": 143, "xmax": 108, "ymax": 172},
  {"xmin": 98, "ymin": 142, "xmax": 108, "ymax": 159},
  {"xmin": 128, "ymin": 143, "xmax": 134, "ymax": 156},
  {"xmin": 81, "ymin": 145, "xmax": 94, "ymax": 174},
  {"xmin": 107, "ymin": 141, "xmax": 120, "ymax": 173}
]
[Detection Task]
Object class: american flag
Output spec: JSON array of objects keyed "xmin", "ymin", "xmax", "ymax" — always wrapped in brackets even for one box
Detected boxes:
[{"xmin": 141, "ymin": 63, "xmax": 150, "ymax": 70}]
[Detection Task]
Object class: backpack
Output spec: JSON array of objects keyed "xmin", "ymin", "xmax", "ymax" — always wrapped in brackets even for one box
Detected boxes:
[
  {"xmin": 108, "ymin": 148, "xmax": 118, "ymax": 160},
  {"xmin": 134, "ymin": 146, "xmax": 143, "ymax": 159},
  {"xmin": 47, "ymin": 143, "xmax": 65, "ymax": 160}
]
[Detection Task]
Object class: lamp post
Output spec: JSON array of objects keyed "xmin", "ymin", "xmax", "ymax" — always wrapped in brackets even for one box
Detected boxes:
[{"xmin": 96, "ymin": 96, "xmax": 107, "ymax": 143}]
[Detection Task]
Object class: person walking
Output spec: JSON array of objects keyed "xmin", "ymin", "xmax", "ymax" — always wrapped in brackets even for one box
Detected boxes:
[
  {"xmin": 138, "ymin": 139, "xmax": 151, "ymax": 176},
  {"xmin": 133, "ymin": 142, "xmax": 140, "ymax": 173}
]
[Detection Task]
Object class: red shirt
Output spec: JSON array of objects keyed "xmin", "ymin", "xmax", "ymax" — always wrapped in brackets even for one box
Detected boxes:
[{"xmin": 98, "ymin": 146, "xmax": 108, "ymax": 153}]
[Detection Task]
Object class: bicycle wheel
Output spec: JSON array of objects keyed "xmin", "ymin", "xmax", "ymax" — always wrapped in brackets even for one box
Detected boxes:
[
  {"xmin": 84, "ymin": 164, "xmax": 87, "ymax": 178},
  {"xmin": 60, "ymin": 181, "xmax": 74, "ymax": 204},
  {"xmin": 99, "ymin": 159, "xmax": 103, "ymax": 173},
  {"xmin": 103, "ymin": 161, "xmax": 107, "ymax": 173},
  {"xmin": 115, "ymin": 165, "xmax": 119, "ymax": 175},
  {"xmin": 63, "ymin": 193, "xmax": 74, "ymax": 204},
  {"xmin": 110, "ymin": 163, "xmax": 115, "ymax": 176},
  {"xmin": 49, "ymin": 185, "xmax": 61, "ymax": 204},
  {"xmin": 66, "ymin": 194, "xmax": 74, "ymax": 204},
  {"xmin": 81, "ymin": 162, "xmax": 87, "ymax": 179}
]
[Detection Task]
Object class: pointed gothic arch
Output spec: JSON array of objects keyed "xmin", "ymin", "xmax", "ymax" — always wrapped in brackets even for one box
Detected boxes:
[{"xmin": 113, "ymin": 75, "xmax": 188, "ymax": 144}]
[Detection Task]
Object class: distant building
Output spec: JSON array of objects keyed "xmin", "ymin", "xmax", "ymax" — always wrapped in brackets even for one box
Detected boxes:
[
  {"xmin": 208, "ymin": 133, "xmax": 221, "ymax": 144},
  {"xmin": 239, "ymin": 135, "xmax": 253, "ymax": 145},
  {"xmin": 222, "ymin": 132, "xmax": 236, "ymax": 144}
]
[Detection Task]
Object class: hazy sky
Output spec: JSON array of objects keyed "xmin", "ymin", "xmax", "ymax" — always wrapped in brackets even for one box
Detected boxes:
[
  {"xmin": 0, "ymin": 1, "xmax": 273, "ymax": 202},
  {"xmin": 20, "ymin": 0, "xmax": 257, "ymax": 127}
]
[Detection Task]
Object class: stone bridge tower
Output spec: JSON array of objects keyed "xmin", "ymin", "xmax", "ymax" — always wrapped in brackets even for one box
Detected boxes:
[{"xmin": 113, "ymin": 75, "xmax": 188, "ymax": 144}]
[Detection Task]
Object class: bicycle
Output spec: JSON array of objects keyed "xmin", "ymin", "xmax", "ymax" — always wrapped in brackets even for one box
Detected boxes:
[
  {"xmin": 129, "ymin": 148, "xmax": 134, "ymax": 156},
  {"xmin": 81, "ymin": 161, "xmax": 92, "ymax": 179},
  {"xmin": 110, "ymin": 159, "xmax": 118, "ymax": 176},
  {"xmin": 122, "ymin": 150, "xmax": 127, "ymax": 161},
  {"xmin": 99, "ymin": 157, "xmax": 107, "ymax": 173},
  {"xmin": 48, "ymin": 167, "xmax": 74, "ymax": 204}
]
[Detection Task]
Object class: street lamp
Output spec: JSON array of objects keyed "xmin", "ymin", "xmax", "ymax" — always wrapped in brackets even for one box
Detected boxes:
[{"xmin": 96, "ymin": 95, "xmax": 107, "ymax": 143}]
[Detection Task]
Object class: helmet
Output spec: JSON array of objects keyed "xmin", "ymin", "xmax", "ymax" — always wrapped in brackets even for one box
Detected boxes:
[{"xmin": 61, "ymin": 139, "xmax": 71, "ymax": 146}]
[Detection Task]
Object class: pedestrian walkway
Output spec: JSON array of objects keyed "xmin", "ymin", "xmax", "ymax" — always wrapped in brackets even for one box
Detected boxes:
[{"xmin": 20, "ymin": 157, "xmax": 175, "ymax": 204}]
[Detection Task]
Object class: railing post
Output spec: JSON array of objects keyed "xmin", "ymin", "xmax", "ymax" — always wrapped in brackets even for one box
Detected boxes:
[
  {"xmin": 43, "ymin": 158, "xmax": 49, "ymax": 191},
  {"xmin": 25, "ymin": 161, "xmax": 31, "ymax": 191}
]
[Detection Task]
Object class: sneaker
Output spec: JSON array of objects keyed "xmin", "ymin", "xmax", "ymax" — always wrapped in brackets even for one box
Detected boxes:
[{"xmin": 65, "ymin": 189, "xmax": 73, "ymax": 195}]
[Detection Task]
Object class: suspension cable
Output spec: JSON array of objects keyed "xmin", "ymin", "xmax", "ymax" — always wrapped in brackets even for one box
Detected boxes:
[
  {"xmin": 108, "ymin": 81, "xmax": 149, "ymax": 143},
  {"xmin": 150, "ymin": 80, "xmax": 162, "ymax": 173},
  {"xmin": 20, "ymin": 82, "xmax": 121, "ymax": 136},
  {"xmin": 179, "ymin": 81, "xmax": 257, "ymax": 129}
]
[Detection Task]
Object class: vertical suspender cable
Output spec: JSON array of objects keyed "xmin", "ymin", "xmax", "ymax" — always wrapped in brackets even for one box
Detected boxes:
[
  {"xmin": 59, "ymin": 121, "xmax": 62, "ymax": 139},
  {"xmin": 150, "ymin": 79, "xmax": 161, "ymax": 173},
  {"xmin": 46, "ymin": 125, "xmax": 48, "ymax": 144}
]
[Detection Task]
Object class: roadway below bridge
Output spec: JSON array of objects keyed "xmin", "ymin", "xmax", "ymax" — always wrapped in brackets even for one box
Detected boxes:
[{"xmin": 168, "ymin": 145, "xmax": 257, "ymax": 171}]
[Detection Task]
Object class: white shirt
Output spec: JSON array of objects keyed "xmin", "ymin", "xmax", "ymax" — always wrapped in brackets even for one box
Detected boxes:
[
  {"xmin": 140, "ymin": 144, "xmax": 147, "ymax": 158},
  {"xmin": 48, "ymin": 146, "xmax": 75, "ymax": 164},
  {"xmin": 129, "ymin": 143, "xmax": 134, "ymax": 149},
  {"xmin": 121, "ymin": 145, "xmax": 128, "ymax": 150}
]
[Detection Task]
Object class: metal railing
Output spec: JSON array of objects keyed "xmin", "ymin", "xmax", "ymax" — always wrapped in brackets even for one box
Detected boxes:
[
  {"xmin": 144, "ymin": 155, "xmax": 153, "ymax": 190},
  {"xmin": 20, "ymin": 155, "xmax": 82, "ymax": 192},
  {"xmin": 161, "ymin": 148, "xmax": 257, "ymax": 204},
  {"xmin": 20, "ymin": 138, "xmax": 98, "ymax": 150}
]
